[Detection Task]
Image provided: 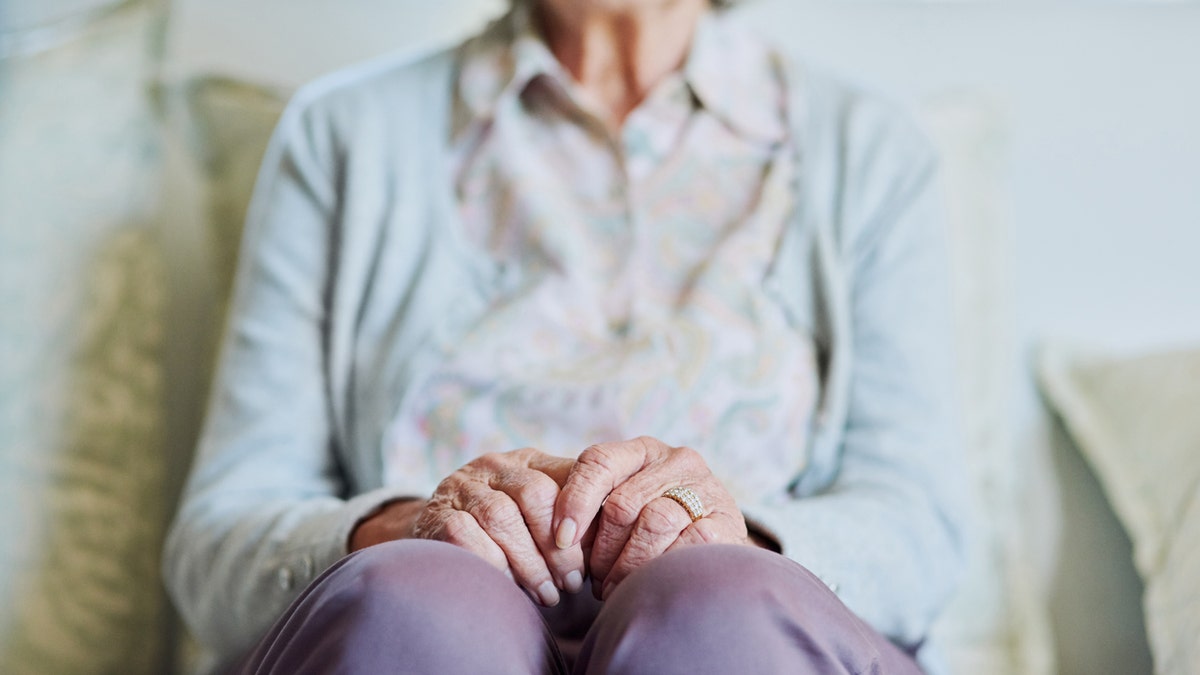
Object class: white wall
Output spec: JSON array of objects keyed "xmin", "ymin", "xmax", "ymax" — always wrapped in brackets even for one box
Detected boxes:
[{"xmin": 164, "ymin": 2, "xmax": 1200, "ymax": 672}]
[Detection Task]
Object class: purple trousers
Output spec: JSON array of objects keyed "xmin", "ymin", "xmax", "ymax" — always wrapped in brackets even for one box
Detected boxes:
[{"xmin": 236, "ymin": 540, "xmax": 921, "ymax": 674}]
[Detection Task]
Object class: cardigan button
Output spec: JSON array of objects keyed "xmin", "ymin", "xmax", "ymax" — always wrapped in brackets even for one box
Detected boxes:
[
  {"xmin": 277, "ymin": 566, "xmax": 294, "ymax": 591},
  {"xmin": 817, "ymin": 573, "xmax": 840, "ymax": 595}
]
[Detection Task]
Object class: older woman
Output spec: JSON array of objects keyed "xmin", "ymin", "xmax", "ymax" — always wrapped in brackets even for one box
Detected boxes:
[{"xmin": 164, "ymin": 0, "xmax": 967, "ymax": 672}]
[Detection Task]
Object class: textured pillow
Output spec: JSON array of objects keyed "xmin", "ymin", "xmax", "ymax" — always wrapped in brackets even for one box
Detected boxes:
[
  {"xmin": 0, "ymin": 4, "xmax": 169, "ymax": 674},
  {"xmin": 176, "ymin": 77, "xmax": 287, "ymax": 303},
  {"xmin": 1039, "ymin": 344, "xmax": 1200, "ymax": 675}
]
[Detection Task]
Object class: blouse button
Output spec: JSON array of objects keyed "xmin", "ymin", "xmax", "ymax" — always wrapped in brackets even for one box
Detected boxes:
[{"xmin": 277, "ymin": 566, "xmax": 294, "ymax": 591}]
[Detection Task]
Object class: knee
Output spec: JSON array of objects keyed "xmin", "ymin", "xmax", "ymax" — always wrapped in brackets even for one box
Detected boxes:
[
  {"xmin": 309, "ymin": 540, "xmax": 551, "ymax": 659},
  {"xmin": 342, "ymin": 539, "xmax": 489, "ymax": 591},
  {"xmin": 584, "ymin": 545, "xmax": 860, "ymax": 673},
  {"xmin": 330, "ymin": 539, "xmax": 510, "ymax": 622},
  {"xmin": 612, "ymin": 544, "xmax": 829, "ymax": 620},
  {"xmin": 242, "ymin": 542, "xmax": 560, "ymax": 674}
]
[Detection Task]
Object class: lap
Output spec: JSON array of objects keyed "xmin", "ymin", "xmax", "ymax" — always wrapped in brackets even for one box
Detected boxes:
[{"xmin": 236, "ymin": 542, "xmax": 920, "ymax": 675}]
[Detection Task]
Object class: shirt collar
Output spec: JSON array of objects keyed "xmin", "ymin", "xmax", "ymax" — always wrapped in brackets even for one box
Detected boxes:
[
  {"xmin": 455, "ymin": 4, "xmax": 566, "ymax": 133},
  {"xmin": 455, "ymin": 6, "xmax": 786, "ymax": 145},
  {"xmin": 683, "ymin": 12, "xmax": 787, "ymax": 146}
]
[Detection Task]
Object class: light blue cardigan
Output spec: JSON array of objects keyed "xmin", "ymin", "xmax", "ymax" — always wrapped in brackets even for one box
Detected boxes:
[{"xmin": 165, "ymin": 39, "xmax": 967, "ymax": 670}]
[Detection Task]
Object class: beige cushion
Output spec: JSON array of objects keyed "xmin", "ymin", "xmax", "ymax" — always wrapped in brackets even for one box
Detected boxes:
[
  {"xmin": 177, "ymin": 77, "xmax": 287, "ymax": 303},
  {"xmin": 1039, "ymin": 344, "xmax": 1200, "ymax": 675}
]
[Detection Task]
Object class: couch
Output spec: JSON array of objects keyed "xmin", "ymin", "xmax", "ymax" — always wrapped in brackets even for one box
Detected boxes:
[{"xmin": 4, "ymin": 1, "xmax": 1190, "ymax": 673}]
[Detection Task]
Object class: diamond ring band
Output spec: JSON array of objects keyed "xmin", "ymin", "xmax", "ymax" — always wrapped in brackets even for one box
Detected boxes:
[{"xmin": 662, "ymin": 486, "xmax": 706, "ymax": 522}]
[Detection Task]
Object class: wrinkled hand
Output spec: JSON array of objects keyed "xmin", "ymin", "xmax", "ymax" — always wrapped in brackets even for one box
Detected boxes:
[
  {"xmin": 417, "ymin": 448, "xmax": 587, "ymax": 606},
  {"xmin": 553, "ymin": 437, "xmax": 751, "ymax": 600},
  {"xmin": 352, "ymin": 448, "xmax": 585, "ymax": 607}
]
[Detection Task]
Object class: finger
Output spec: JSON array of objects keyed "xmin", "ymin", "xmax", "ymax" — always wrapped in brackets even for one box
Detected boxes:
[
  {"xmin": 585, "ymin": 451, "xmax": 703, "ymax": 585},
  {"xmin": 595, "ymin": 496, "xmax": 692, "ymax": 599},
  {"xmin": 580, "ymin": 518, "xmax": 599, "ymax": 578},
  {"xmin": 456, "ymin": 481, "xmax": 561, "ymax": 607},
  {"xmin": 554, "ymin": 437, "xmax": 665, "ymax": 550},
  {"xmin": 525, "ymin": 453, "xmax": 576, "ymax": 487},
  {"xmin": 585, "ymin": 486, "xmax": 668, "ymax": 592},
  {"xmin": 413, "ymin": 504, "xmax": 510, "ymax": 574},
  {"xmin": 490, "ymin": 467, "xmax": 587, "ymax": 593},
  {"xmin": 664, "ymin": 511, "xmax": 748, "ymax": 553}
]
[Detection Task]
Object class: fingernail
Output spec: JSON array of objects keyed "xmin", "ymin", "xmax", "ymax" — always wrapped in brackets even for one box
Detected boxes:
[
  {"xmin": 538, "ymin": 581, "xmax": 560, "ymax": 607},
  {"xmin": 555, "ymin": 518, "xmax": 577, "ymax": 550},
  {"xmin": 564, "ymin": 570, "xmax": 583, "ymax": 594},
  {"xmin": 504, "ymin": 569, "xmax": 514, "ymax": 582}
]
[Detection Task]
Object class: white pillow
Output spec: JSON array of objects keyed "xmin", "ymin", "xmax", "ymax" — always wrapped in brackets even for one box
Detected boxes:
[
  {"xmin": 1039, "ymin": 344, "xmax": 1200, "ymax": 675},
  {"xmin": 922, "ymin": 96, "xmax": 1053, "ymax": 675}
]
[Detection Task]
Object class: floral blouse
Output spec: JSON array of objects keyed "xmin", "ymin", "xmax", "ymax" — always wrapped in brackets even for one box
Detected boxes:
[{"xmin": 383, "ymin": 8, "xmax": 819, "ymax": 503}]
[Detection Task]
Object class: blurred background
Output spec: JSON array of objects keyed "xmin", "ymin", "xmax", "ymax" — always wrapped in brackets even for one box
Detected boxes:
[{"xmin": 2, "ymin": 0, "xmax": 1198, "ymax": 673}]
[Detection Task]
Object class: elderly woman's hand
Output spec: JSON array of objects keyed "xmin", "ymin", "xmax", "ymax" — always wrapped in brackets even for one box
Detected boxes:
[
  {"xmin": 351, "ymin": 448, "xmax": 585, "ymax": 607},
  {"xmin": 552, "ymin": 437, "xmax": 753, "ymax": 600}
]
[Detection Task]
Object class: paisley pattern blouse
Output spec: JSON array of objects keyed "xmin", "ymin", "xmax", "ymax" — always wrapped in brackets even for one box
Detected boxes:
[{"xmin": 382, "ymin": 8, "xmax": 819, "ymax": 503}]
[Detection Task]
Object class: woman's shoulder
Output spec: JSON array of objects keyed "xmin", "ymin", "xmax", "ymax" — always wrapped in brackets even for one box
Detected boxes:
[
  {"xmin": 273, "ymin": 45, "xmax": 460, "ymax": 150},
  {"xmin": 779, "ymin": 53, "xmax": 937, "ymax": 177},
  {"xmin": 771, "ymin": 50, "xmax": 941, "ymax": 249}
]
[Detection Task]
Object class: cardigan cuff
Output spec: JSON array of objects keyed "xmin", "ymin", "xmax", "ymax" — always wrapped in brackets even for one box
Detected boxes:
[{"xmin": 271, "ymin": 486, "xmax": 427, "ymax": 595}]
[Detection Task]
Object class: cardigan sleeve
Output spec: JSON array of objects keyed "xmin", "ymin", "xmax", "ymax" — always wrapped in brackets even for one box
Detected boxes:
[
  {"xmin": 162, "ymin": 90, "xmax": 413, "ymax": 657},
  {"xmin": 741, "ymin": 109, "xmax": 969, "ymax": 649}
]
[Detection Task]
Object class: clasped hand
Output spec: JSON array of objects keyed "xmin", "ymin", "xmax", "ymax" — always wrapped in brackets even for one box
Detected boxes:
[{"xmin": 351, "ymin": 437, "xmax": 751, "ymax": 606}]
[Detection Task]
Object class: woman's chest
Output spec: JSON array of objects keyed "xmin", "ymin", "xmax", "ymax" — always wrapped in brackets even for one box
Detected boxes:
[{"xmin": 370, "ymin": 112, "xmax": 820, "ymax": 498}]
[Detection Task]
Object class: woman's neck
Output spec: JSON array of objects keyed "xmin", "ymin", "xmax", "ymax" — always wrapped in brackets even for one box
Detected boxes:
[{"xmin": 535, "ymin": 0, "xmax": 709, "ymax": 132}]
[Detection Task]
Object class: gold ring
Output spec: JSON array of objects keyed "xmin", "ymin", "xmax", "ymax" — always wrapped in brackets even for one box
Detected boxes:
[{"xmin": 663, "ymin": 486, "xmax": 705, "ymax": 522}]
